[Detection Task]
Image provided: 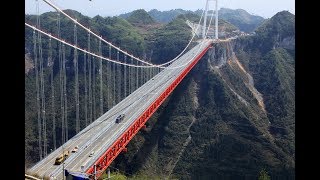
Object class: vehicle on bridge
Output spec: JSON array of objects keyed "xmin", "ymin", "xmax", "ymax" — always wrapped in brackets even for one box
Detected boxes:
[
  {"xmin": 71, "ymin": 146, "xmax": 79, "ymax": 153},
  {"xmin": 54, "ymin": 150, "xmax": 69, "ymax": 165},
  {"xmin": 115, "ymin": 114, "xmax": 125, "ymax": 123},
  {"xmin": 89, "ymin": 151, "xmax": 95, "ymax": 157}
]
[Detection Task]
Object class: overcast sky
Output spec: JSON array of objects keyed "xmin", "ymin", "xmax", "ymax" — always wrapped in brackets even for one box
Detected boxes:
[{"xmin": 25, "ymin": 0, "xmax": 295, "ymax": 18}]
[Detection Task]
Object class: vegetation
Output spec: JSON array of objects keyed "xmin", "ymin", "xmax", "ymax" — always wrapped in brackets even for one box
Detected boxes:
[
  {"xmin": 25, "ymin": 10, "xmax": 148, "ymax": 166},
  {"xmin": 112, "ymin": 10, "xmax": 295, "ymax": 179},
  {"xmin": 252, "ymin": 11, "xmax": 295, "ymax": 54},
  {"xmin": 126, "ymin": 9, "xmax": 156, "ymax": 25},
  {"xmin": 25, "ymin": 9, "xmax": 294, "ymax": 180},
  {"xmin": 148, "ymin": 9, "xmax": 195, "ymax": 23},
  {"xmin": 218, "ymin": 8, "xmax": 265, "ymax": 32},
  {"xmin": 99, "ymin": 172, "xmax": 126, "ymax": 180},
  {"xmin": 120, "ymin": 9, "xmax": 194, "ymax": 24},
  {"xmin": 258, "ymin": 168, "xmax": 271, "ymax": 180},
  {"xmin": 120, "ymin": 8, "xmax": 265, "ymax": 32},
  {"xmin": 235, "ymin": 11, "xmax": 295, "ymax": 158},
  {"xmin": 150, "ymin": 14, "xmax": 194, "ymax": 64}
]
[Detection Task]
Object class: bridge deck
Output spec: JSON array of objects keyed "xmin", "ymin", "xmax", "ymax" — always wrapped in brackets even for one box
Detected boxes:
[{"xmin": 27, "ymin": 39, "xmax": 212, "ymax": 179}]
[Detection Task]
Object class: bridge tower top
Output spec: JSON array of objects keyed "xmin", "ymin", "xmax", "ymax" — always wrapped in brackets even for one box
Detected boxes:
[{"xmin": 202, "ymin": 0, "xmax": 218, "ymax": 40}]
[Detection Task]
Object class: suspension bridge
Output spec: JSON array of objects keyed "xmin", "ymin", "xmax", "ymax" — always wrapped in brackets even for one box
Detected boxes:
[{"xmin": 25, "ymin": 0, "xmax": 233, "ymax": 179}]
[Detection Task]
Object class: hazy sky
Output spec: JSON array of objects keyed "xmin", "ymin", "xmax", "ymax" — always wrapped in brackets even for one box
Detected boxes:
[{"xmin": 25, "ymin": 0, "xmax": 295, "ymax": 18}]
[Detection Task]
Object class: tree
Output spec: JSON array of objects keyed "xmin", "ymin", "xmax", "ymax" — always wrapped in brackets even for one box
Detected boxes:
[{"xmin": 258, "ymin": 168, "xmax": 271, "ymax": 180}]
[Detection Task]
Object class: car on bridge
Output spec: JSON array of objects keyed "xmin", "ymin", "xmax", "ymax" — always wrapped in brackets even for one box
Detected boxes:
[
  {"xmin": 89, "ymin": 151, "xmax": 95, "ymax": 157},
  {"xmin": 71, "ymin": 146, "xmax": 79, "ymax": 153},
  {"xmin": 54, "ymin": 150, "xmax": 69, "ymax": 165},
  {"xmin": 115, "ymin": 114, "xmax": 125, "ymax": 123}
]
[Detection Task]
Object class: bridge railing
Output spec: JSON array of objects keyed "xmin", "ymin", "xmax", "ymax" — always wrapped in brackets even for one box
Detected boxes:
[{"xmin": 85, "ymin": 41, "xmax": 213, "ymax": 178}]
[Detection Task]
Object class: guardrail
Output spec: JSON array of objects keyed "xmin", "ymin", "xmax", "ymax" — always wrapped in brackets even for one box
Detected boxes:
[{"xmin": 25, "ymin": 174, "xmax": 42, "ymax": 180}]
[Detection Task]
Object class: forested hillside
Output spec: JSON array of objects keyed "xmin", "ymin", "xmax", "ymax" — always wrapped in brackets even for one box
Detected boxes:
[
  {"xmin": 25, "ymin": 10, "xmax": 149, "ymax": 167},
  {"xmin": 112, "ymin": 11, "xmax": 295, "ymax": 179},
  {"xmin": 120, "ymin": 8, "xmax": 265, "ymax": 32},
  {"xmin": 25, "ymin": 9, "xmax": 294, "ymax": 180}
]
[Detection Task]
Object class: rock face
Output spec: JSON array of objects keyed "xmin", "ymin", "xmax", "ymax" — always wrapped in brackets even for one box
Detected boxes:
[
  {"xmin": 279, "ymin": 36, "xmax": 295, "ymax": 50},
  {"xmin": 113, "ymin": 12, "xmax": 295, "ymax": 180},
  {"xmin": 25, "ymin": 9, "xmax": 294, "ymax": 179},
  {"xmin": 114, "ymin": 40, "xmax": 294, "ymax": 179},
  {"xmin": 218, "ymin": 8, "xmax": 265, "ymax": 32}
]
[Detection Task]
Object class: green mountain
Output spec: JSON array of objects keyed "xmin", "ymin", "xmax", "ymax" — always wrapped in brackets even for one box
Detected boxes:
[
  {"xmin": 25, "ymin": 9, "xmax": 294, "ymax": 180},
  {"xmin": 149, "ymin": 13, "xmax": 238, "ymax": 64},
  {"xmin": 218, "ymin": 8, "xmax": 265, "ymax": 32},
  {"xmin": 24, "ymin": 10, "xmax": 147, "ymax": 166},
  {"xmin": 120, "ymin": 9, "xmax": 194, "ymax": 24},
  {"xmin": 120, "ymin": 8, "xmax": 265, "ymax": 32},
  {"xmin": 148, "ymin": 9, "xmax": 195, "ymax": 23},
  {"xmin": 111, "ymin": 11, "xmax": 295, "ymax": 179},
  {"xmin": 254, "ymin": 11, "xmax": 295, "ymax": 52},
  {"xmin": 149, "ymin": 14, "xmax": 194, "ymax": 64},
  {"xmin": 127, "ymin": 9, "xmax": 156, "ymax": 25}
]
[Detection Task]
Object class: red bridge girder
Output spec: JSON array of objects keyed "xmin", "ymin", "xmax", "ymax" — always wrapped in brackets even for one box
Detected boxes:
[{"xmin": 86, "ymin": 44, "xmax": 212, "ymax": 178}]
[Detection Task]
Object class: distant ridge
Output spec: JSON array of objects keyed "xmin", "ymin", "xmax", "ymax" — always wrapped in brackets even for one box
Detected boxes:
[{"xmin": 119, "ymin": 8, "xmax": 265, "ymax": 32}]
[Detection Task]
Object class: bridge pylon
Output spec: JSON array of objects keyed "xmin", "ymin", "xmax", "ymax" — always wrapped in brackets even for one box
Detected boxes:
[{"xmin": 202, "ymin": 0, "xmax": 219, "ymax": 40}]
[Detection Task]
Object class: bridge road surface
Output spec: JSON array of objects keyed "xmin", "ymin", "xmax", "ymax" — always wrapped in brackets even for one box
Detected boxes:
[{"xmin": 27, "ymin": 39, "xmax": 213, "ymax": 179}]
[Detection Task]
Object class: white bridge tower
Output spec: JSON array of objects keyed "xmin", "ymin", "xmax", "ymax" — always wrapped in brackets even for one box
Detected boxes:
[{"xmin": 202, "ymin": 0, "xmax": 219, "ymax": 39}]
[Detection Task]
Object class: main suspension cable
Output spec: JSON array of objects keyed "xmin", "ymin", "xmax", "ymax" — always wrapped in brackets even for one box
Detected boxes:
[
  {"xmin": 25, "ymin": 23, "xmax": 162, "ymax": 68},
  {"xmin": 39, "ymin": 0, "xmax": 205, "ymax": 68}
]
